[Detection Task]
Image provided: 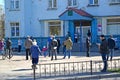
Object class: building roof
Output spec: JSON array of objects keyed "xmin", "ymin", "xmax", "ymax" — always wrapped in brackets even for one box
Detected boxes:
[{"xmin": 59, "ymin": 8, "xmax": 93, "ymax": 18}]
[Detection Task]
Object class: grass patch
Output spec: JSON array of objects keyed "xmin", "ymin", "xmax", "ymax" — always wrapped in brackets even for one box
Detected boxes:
[{"xmin": 108, "ymin": 68, "xmax": 120, "ymax": 73}]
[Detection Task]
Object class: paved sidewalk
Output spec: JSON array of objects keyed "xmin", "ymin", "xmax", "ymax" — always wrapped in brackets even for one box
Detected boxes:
[{"xmin": 0, "ymin": 51, "xmax": 120, "ymax": 80}]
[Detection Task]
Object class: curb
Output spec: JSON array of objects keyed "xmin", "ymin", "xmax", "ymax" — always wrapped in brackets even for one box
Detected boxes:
[{"xmin": 56, "ymin": 72, "xmax": 120, "ymax": 80}]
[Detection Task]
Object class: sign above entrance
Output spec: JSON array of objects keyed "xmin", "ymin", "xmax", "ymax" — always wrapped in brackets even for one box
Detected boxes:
[
  {"xmin": 59, "ymin": 8, "xmax": 93, "ymax": 20},
  {"xmin": 68, "ymin": 10, "xmax": 73, "ymax": 16}
]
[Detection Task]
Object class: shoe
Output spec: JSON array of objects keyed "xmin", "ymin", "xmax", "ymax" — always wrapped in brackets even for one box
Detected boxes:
[
  {"xmin": 63, "ymin": 57, "xmax": 65, "ymax": 59},
  {"xmin": 35, "ymin": 66, "xmax": 38, "ymax": 69},
  {"xmin": 101, "ymin": 70, "xmax": 107, "ymax": 72},
  {"xmin": 32, "ymin": 65, "xmax": 37, "ymax": 69}
]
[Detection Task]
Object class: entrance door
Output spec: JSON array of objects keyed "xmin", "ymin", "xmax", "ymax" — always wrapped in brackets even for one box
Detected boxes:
[
  {"xmin": 82, "ymin": 26, "xmax": 90, "ymax": 42},
  {"xmin": 75, "ymin": 26, "xmax": 90, "ymax": 43}
]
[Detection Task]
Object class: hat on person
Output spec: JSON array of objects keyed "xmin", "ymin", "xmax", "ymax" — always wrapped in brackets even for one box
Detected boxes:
[
  {"xmin": 100, "ymin": 34, "xmax": 105, "ymax": 37},
  {"xmin": 33, "ymin": 42, "xmax": 37, "ymax": 45}
]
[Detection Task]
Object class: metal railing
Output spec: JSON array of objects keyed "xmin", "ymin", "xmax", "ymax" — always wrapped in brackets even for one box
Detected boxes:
[{"xmin": 33, "ymin": 59, "xmax": 120, "ymax": 79}]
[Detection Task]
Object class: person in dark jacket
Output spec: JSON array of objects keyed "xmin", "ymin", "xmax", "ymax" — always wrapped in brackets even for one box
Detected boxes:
[
  {"xmin": 99, "ymin": 35, "xmax": 109, "ymax": 72},
  {"xmin": 6, "ymin": 38, "xmax": 12, "ymax": 55},
  {"xmin": 57, "ymin": 38, "xmax": 61, "ymax": 54},
  {"xmin": 86, "ymin": 36, "xmax": 91, "ymax": 57},
  {"xmin": 87, "ymin": 29, "xmax": 91, "ymax": 37},
  {"xmin": 30, "ymin": 40, "xmax": 41, "ymax": 69},
  {"xmin": 107, "ymin": 35, "xmax": 115, "ymax": 60}
]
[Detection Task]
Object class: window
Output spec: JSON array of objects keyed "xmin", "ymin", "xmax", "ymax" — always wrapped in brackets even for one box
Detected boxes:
[
  {"xmin": 10, "ymin": 0, "xmax": 20, "ymax": 10},
  {"xmin": 89, "ymin": 0, "xmax": 98, "ymax": 5},
  {"xmin": 107, "ymin": 18, "xmax": 120, "ymax": 35},
  {"xmin": 10, "ymin": 22, "xmax": 20, "ymax": 37},
  {"xmin": 48, "ymin": 0, "xmax": 57, "ymax": 9},
  {"xmin": 48, "ymin": 21, "xmax": 61, "ymax": 36},
  {"xmin": 110, "ymin": 0, "xmax": 120, "ymax": 3},
  {"xmin": 68, "ymin": 0, "xmax": 78, "ymax": 7},
  {"xmin": 109, "ymin": 0, "xmax": 120, "ymax": 5}
]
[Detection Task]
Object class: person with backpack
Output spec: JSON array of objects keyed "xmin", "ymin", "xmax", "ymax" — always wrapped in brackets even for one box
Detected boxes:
[{"xmin": 107, "ymin": 35, "xmax": 115, "ymax": 61}]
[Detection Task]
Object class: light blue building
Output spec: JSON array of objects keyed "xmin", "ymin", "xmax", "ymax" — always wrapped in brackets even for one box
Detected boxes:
[{"xmin": 4, "ymin": 0, "xmax": 120, "ymax": 49}]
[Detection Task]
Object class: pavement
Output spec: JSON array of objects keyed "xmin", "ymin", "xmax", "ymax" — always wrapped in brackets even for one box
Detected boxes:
[{"xmin": 0, "ymin": 50, "xmax": 120, "ymax": 80}]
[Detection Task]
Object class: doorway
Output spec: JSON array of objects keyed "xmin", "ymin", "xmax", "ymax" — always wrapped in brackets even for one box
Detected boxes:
[{"xmin": 74, "ymin": 21, "xmax": 91, "ymax": 43}]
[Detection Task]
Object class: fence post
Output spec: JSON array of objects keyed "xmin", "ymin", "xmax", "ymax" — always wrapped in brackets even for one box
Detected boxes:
[
  {"xmin": 90, "ymin": 60, "xmax": 93, "ymax": 75},
  {"xmin": 33, "ymin": 64, "xmax": 36, "ymax": 80}
]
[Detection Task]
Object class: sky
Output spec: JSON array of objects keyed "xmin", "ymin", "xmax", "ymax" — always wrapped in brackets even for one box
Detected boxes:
[{"xmin": 0, "ymin": 0, "xmax": 4, "ymax": 5}]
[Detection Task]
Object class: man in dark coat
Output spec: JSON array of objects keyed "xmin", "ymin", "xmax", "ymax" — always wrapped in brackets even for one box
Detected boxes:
[{"xmin": 99, "ymin": 35, "xmax": 109, "ymax": 72}]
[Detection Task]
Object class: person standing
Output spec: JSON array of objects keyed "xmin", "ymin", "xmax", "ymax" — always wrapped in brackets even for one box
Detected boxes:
[
  {"xmin": 63, "ymin": 37, "xmax": 73, "ymax": 59},
  {"xmin": 24, "ymin": 36, "xmax": 33, "ymax": 60},
  {"xmin": 6, "ymin": 38, "xmax": 12, "ymax": 55},
  {"xmin": 47, "ymin": 35, "xmax": 53, "ymax": 57},
  {"xmin": 62, "ymin": 39, "xmax": 66, "ymax": 54},
  {"xmin": 107, "ymin": 35, "xmax": 115, "ymax": 61},
  {"xmin": 30, "ymin": 40, "xmax": 41, "ymax": 69},
  {"xmin": 66, "ymin": 31, "xmax": 71, "ymax": 39},
  {"xmin": 99, "ymin": 35, "xmax": 109, "ymax": 72},
  {"xmin": 86, "ymin": 36, "xmax": 91, "ymax": 57},
  {"xmin": 42, "ymin": 46, "xmax": 48, "ymax": 57},
  {"xmin": 18, "ymin": 38, "xmax": 22, "ymax": 52},
  {"xmin": 51, "ymin": 36, "xmax": 58, "ymax": 60},
  {"xmin": 74, "ymin": 33, "xmax": 78, "ymax": 43},
  {"xmin": 87, "ymin": 29, "xmax": 91, "ymax": 37},
  {"xmin": 57, "ymin": 38, "xmax": 61, "ymax": 54},
  {"xmin": 0, "ymin": 39, "xmax": 4, "ymax": 55}
]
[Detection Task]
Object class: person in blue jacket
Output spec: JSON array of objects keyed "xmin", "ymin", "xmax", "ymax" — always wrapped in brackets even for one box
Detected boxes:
[{"xmin": 30, "ymin": 40, "xmax": 41, "ymax": 69}]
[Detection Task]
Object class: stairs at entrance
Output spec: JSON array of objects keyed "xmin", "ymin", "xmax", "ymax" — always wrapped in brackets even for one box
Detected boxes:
[{"xmin": 72, "ymin": 43, "xmax": 99, "ymax": 52}]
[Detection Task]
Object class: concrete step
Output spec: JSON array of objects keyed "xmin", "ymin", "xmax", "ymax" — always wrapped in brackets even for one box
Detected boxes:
[{"xmin": 59, "ymin": 43, "xmax": 99, "ymax": 52}]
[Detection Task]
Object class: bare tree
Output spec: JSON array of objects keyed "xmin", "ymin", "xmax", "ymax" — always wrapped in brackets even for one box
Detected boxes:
[{"xmin": 0, "ymin": 5, "xmax": 4, "ymax": 39}]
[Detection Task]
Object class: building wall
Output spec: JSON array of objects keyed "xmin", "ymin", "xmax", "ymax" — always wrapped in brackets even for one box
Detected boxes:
[{"xmin": 5, "ymin": 0, "xmax": 120, "ymax": 38}]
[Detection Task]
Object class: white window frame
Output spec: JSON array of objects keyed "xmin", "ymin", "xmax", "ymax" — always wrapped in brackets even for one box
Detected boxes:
[
  {"xmin": 107, "ymin": 18, "xmax": 120, "ymax": 35},
  {"xmin": 10, "ymin": 0, "xmax": 20, "ymax": 10},
  {"xmin": 10, "ymin": 22, "xmax": 20, "ymax": 37},
  {"xmin": 89, "ymin": 0, "xmax": 99, "ymax": 5},
  {"xmin": 48, "ymin": 21, "xmax": 61, "ymax": 36},
  {"xmin": 67, "ymin": 0, "xmax": 78, "ymax": 7},
  {"xmin": 48, "ymin": 0, "xmax": 57, "ymax": 9},
  {"xmin": 109, "ymin": 0, "xmax": 120, "ymax": 4}
]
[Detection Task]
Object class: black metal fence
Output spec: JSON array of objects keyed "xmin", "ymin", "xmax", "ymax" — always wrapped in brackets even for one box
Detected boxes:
[{"xmin": 33, "ymin": 59, "xmax": 120, "ymax": 79}]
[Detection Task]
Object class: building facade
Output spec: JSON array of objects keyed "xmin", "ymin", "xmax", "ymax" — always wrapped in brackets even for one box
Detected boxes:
[{"xmin": 5, "ymin": 0, "xmax": 120, "ymax": 43}]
